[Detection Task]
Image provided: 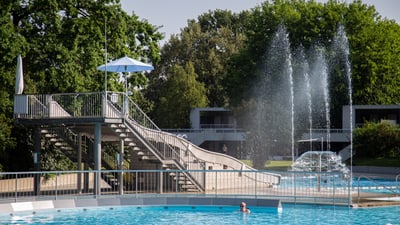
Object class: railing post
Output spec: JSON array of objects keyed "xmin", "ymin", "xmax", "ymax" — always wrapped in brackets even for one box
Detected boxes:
[
  {"xmin": 135, "ymin": 171, "xmax": 138, "ymax": 196},
  {"xmin": 396, "ymin": 174, "xmax": 400, "ymax": 196},
  {"xmin": 333, "ymin": 174, "xmax": 336, "ymax": 205},
  {"xmin": 102, "ymin": 91, "xmax": 107, "ymax": 117},
  {"xmin": 215, "ymin": 171, "xmax": 218, "ymax": 196},
  {"xmin": 254, "ymin": 171, "xmax": 257, "ymax": 198},
  {"xmin": 55, "ymin": 173, "xmax": 58, "ymax": 200},
  {"xmin": 348, "ymin": 174, "xmax": 353, "ymax": 207},
  {"xmin": 158, "ymin": 165, "xmax": 163, "ymax": 194},
  {"xmin": 77, "ymin": 133, "xmax": 82, "ymax": 194},
  {"xmin": 15, "ymin": 174, "xmax": 18, "ymax": 202},
  {"xmin": 175, "ymin": 171, "xmax": 179, "ymax": 193}
]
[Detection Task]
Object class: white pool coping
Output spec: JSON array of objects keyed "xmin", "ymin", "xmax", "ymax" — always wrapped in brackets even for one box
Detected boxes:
[{"xmin": 0, "ymin": 196, "xmax": 282, "ymax": 213}]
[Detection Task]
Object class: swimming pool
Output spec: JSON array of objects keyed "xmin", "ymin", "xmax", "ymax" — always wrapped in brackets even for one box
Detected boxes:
[
  {"xmin": 280, "ymin": 175, "xmax": 399, "ymax": 193},
  {"xmin": 2, "ymin": 204, "xmax": 399, "ymax": 225}
]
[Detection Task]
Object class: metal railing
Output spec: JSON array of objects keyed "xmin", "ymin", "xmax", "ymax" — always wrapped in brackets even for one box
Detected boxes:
[
  {"xmin": 0, "ymin": 170, "xmax": 353, "ymax": 206},
  {"xmin": 309, "ymin": 129, "xmax": 352, "ymax": 134},
  {"xmin": 355, "ymin": 175, "xmax": 400, "ymax": 203}
]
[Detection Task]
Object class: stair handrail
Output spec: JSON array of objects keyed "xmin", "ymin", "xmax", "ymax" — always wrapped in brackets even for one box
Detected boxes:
[
  {"xmin": 105, "ymin": 95, "xmax": 206, "ymax": 190},
  {"xmin": 108, "ymin": 92, "xmax": 203, "ymax": 167},
  {"xmin": 107, "ymin": 92, "xmax": 160, "ymax": 131},
  {"xmin": 123, "ymin": 119, "xmax": 205, "ymax": 190}
]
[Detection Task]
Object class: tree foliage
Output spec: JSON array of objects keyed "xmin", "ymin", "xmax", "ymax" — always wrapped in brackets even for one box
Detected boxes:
[
  {"xmin": 152, "ymin": 62, "xmax": 208, "ymax": 128},
  {"xmin": 0, "ymin": 0, "xmax": 162, "ymax": 171},
  {"xmin": 145, "ymin": 9, "xmax": 249, "ymax": 116}
]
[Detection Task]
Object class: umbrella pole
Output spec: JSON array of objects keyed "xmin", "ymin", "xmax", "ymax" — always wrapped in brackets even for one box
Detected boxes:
[{"xmin": 124, "ymin": 72, "xmax": 129, "ymax": 116}]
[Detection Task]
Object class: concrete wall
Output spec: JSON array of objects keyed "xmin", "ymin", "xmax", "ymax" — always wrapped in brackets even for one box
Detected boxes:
[{"xmin": 0, "ymin": 197, "xmax": 281, "ymax": 213}]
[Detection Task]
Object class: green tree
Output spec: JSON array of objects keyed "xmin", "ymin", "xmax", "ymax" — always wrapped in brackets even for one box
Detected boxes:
[
  {"xmin": 0, "ymin": 0, "xmax": 162, "ymax": 171},
  {"xmin": 146, "ymin": 9, "xmax": 249, "ymax": 124},
  {"xmin": 152, "ymin": 63, "xmax": 208, "ymax": 128},
  {"xmin": 0, "ymin": 1, "xmax": 29, "ymax": 171},
  {"xmin": 354, "ymin": 121, "xmax": 400, "ymax": 158},
  {"xmin": 351, "ymin": 19, "xmax": 400, "ymax": 105}
]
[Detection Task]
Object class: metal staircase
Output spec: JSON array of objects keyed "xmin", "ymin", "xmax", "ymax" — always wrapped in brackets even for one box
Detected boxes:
[
  {"xmin": 40, "ymin": 126, "xmax": 123, "ymax": 190},
  {"xmin": 107, "ymin": 119, "xmax": 205, "ymax": 192},
  {"xmin": 14, "ymin": 92, "xmax": 282, "ymax": 193}
]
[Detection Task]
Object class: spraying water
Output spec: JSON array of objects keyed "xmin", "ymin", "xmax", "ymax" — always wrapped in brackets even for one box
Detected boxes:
[
  {"xmin": 297, "ymin": 47, "xmax": 313, "ymax": 151},
  {"xmin": 246, "ymin": 24, "xmax": 352, "ymax": 171},
  {"xmin": 249, "ymin": 25, "xmax": 294, "ymax": 168},
  {"xmin": 319, "ymin": 50, "xmax": 331, "ymax": 151},
  {"xmin": 334, "ymin": 25, "xmax": 353, "ymax": 177},
  {"xmin": 288, "ymin": 45, "xmax": 295, "ymax": 162}
]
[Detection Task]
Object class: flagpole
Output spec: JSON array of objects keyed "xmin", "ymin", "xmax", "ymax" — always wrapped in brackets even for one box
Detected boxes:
[{"xmin": 104, "ymin": 17, "xmax": 108, "ymax": 93}]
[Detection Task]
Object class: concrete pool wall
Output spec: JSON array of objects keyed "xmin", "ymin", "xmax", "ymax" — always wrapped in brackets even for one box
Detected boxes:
[{"xmin": 0, "ymin": 196, "xmax": 281, "ymax": 213}]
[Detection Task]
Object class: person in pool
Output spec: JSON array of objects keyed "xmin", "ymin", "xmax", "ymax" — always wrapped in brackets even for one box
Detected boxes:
[{"xmin": 239, "ymin": 202, "xmax": 250, "ymax": 213}]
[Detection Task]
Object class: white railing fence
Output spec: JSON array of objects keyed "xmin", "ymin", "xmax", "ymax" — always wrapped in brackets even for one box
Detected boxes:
[{"xmin": 0, "ymin": 170, "xmax": 356, "ymax": 206}]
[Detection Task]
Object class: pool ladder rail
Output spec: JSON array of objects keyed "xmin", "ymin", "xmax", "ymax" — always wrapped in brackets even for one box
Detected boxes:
[{"xmin": 351, "ymin": 174, "xmax": 400, "ymax": 208}]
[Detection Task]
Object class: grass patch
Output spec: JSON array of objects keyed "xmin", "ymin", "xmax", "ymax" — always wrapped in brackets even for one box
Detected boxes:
[
  {"xmin": 351, "ymin": 157, "xmax": 400, "ymax": 167},
  {"xmin": 265, "ymin": 160, "xmax": 292, "ymax": 171},
  {"xmin": 241, "ymin": 160, "xmax": 292, "ymax": 170},
  {"xmin": 241, "ymin": 160, "xmax": 253, "ymax": 167}
]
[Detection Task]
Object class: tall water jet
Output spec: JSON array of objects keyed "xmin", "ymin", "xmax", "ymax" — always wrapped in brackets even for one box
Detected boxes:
[
  {"xmin": 248, "ymin": 25, "xmax": 294, "ymax": 168},
  {"xmin": 334, "ymin": 25, "xmax": 353, "ymax": 176},
  {"xmin": 272, "ymin": 25, "xmax": 295, "ymax": 162},
  {"xmin": 308, "ymin": 47, "xmax": 331, "ymax": 151},
  {"xmin": 295, "ymin": 46, "xmax": 313, "ymax": 151},
  {"xmin": 319, "ymin": 50, "xmax": 331, "ymax": 151},
  {"xmin": 288, "ymin": 46, "xmax": 295, "ymax": 162},
  {"xmin": 304, "ymin": 61, "xmax": 312, "ymax": 151}
]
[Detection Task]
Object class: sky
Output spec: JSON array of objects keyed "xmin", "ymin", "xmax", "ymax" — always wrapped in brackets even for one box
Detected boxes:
[{"xmin": 121, "ymin": 0, "xmax": 400, "ymax": 44}]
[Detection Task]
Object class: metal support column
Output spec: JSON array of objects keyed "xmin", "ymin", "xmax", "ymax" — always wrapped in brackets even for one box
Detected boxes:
[
  {"xmin": 77, "ymin": 132, "xmax": 82, "ymax": 194},
  {"xmin": 94, "ymin": 123, "xmax": 102, "ymax": 196},
  {"xmin": 33, "ymin": 127, "xmax": 41, "ymax": 196},
  {"xmin": 118, "ymin": 139, "xmax": 124, "ymax": 195}
]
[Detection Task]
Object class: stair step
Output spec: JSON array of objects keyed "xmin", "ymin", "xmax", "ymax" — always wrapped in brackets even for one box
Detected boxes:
[
  {"xmin": 124, "ymin": 137, "xmax": 135, "ymax": 141},
  {"xmin": 44, "ymin": 133, "xmax": 57, "ymax": 138},
  {"xmin": 141, "ymin": 156, "xmax": 157, "ymax": 160},
  {"xmin": 181, "ymin": 184, "xmax": 197, "ymax": 189},
  {"xmin": 119, "ymin": 133, "xmax": 128, "ymax": 138},
  {"xmin": 114, "ymin": 128, "xmax": 130, "ymax": 133},
  {"xmin": 132, "ymin": 147, "xmax": 141, "ymax": 151},
  {"xmin": 60, "ymin": 146, "xmax": 73, "ymax": 151},
  {"xmin": 110, "ymin": 124, "xmax": 126, "ymax": 129},
  {"xmin": 49, "ymin": 138, "xmax": 61, "ymax": 142},
  {"xmin": 54, "ymin": 142, "xmax": 65, "ymax": 147},
  {"xmin": 127, "ymin": 142, "xmax": 137, "ymax": 146}
]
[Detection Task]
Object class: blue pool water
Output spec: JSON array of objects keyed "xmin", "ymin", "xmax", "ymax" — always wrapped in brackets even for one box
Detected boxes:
[{"xmin": 2, "ymin": 204, "xmax": 400, "ymax": 225}]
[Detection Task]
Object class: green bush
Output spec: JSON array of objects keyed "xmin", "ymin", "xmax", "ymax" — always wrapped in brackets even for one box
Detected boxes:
[{"xmin": 354, "ymin": 121, "xmax": 400, "ymax": 158}]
